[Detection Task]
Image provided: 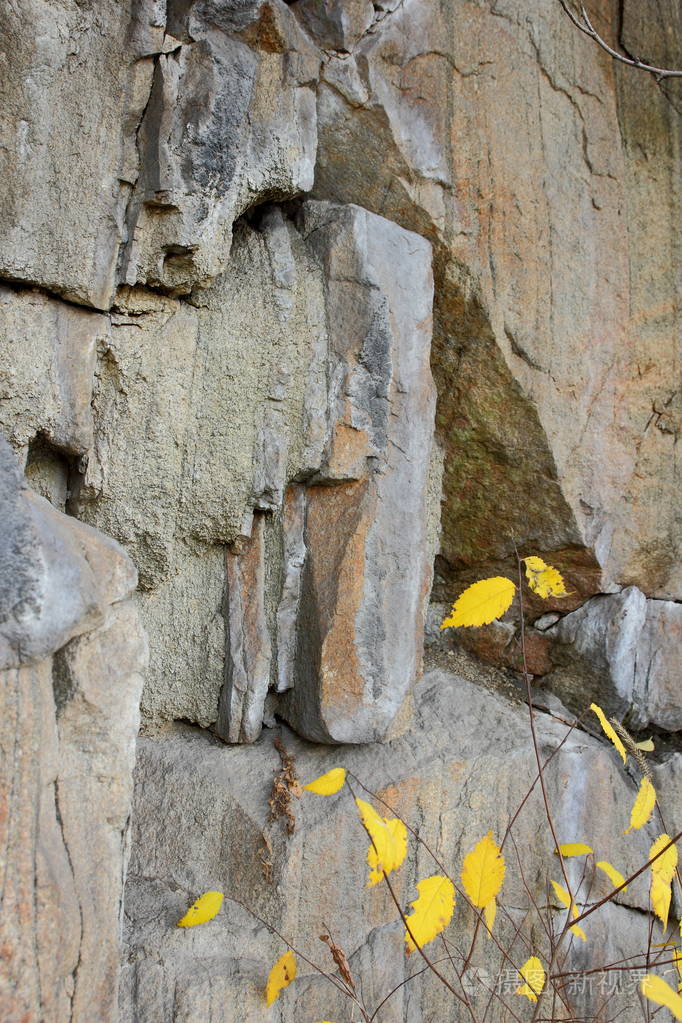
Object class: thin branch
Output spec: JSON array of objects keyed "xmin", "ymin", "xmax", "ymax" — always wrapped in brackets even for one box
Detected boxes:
[
  {"xmin": 345, "ymin": 777, "xmax": 477, "ymax": 1020},
  {"xmin": 500, "ymin": 709, "xmax": 589, "ymax": 853},
  {"xmin": 570, "ymin": 830, "xmax": 682, "ymax": 927},
  {"xmin": 227, "ymin": 895, "xmax": 369, "ymax": 1018},
  {"xmin": 347, "ymin": 771, "xmax": 528, "ymax": 985},
  {"xmin": 559, "ymin": 1, "xmax": 682, "ymax": 81},
  {"xmin": 512, "ymin": 545, "xmax": 574, "ymax": 902}
]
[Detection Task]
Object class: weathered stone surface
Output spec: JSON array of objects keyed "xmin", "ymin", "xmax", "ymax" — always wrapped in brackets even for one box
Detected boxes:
[
  {"xmin": 74, "ymin": 214, "xmax": 330, "ymax": 725},
  {"xmin": 310, "ymin": 0, "xmax": 681, "ymax": 602},
  {"xmin": 217, "ymin": 514, "xmax": 271, "ymax": 743},
  {"xmin": 0, "ymin": 286, "xmax": 105, "ymax": 465},
  {"xmin": 121, "ymin": 668, "xmax": 659, "ymax": 1023},
  {"xmin": 545, "ymin": 587, "xmax": 682, "ymax": 732},
  {"xmin": 0, "ymin": 433, "xmax": 147, "ymax": 1022},
  {"xmin": 0, "ymin": 436, "xmax": 137, "ymax": 671},
  {"xmin": 0, "ymin": 0, "xmax": 158, "ymax": 309},
  {"xmin": 121, "ymin": 1, "xmax": 320, "ymax": 295}
]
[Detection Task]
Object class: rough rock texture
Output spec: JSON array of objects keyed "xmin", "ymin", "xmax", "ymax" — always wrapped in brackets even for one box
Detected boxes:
[
  {"xmin": 310, "ymin": 0, "xmax": 681, "ymax": 602},
  {"xmin": 0, "ymin": 199, "xmax": 437, "ymax": 740},
  {"xmin": 0, "ymin": 0, "xmax": 680, "ymax": 1020},
  {"xmin": 273, "ymin": 203, "xmax": 436, "ymax": 743},
  {"xmin": 121, "ymin": 669, "xmax": 662, "ymax": 1023},
  {"xmin": 544, "ymin": 587, "xmax": 682, "ymax": 732},
  {"xmin": 0, "ymin": 437, "xmax": 148, "ymax": 1022}
]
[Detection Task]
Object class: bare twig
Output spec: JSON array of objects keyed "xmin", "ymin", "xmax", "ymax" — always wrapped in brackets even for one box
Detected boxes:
[
  {"xmin": 570, "ymin": 830, "xmax": 682, "ymax": 928},
  {"xmin": 345, "ymin": 777, "xmax": 477, "ymax": 1020},
  {"xmin": 558, "ymin": 1, "xmax": 682, "ymax": 81},
  {"xmin": 347, "ymin": 771, "xmax": 529, "ymax": 986},
  {"xmin": 227, "ymin": 896, "xmax": 371, "ymax": 1020}
]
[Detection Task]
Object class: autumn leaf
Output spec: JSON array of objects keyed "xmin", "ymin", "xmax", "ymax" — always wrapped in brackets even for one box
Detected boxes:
[
  {"xmin": 516, "ymin": 956, "xmax": 546, "ymax": 1002},
  {"xmin": 650, "ymin": 834, "xmax": 678, "ymax": 930},
  {"xmin": 625, "ymin": 776, "xmax": 656, "ymax": 834},
  {"xmin": 265, "ymin": 950, "xmax": 297, "ymax": 1005},
  {"xmin": 177, "ymin": 890, "xmax": 224, "ymax": 927},
  {"xmin": 303, "ymin": 768, "xmax": 346, "ymax": 795},
  {"xmin": 596, "ymin": 860, "xmax": 628, "ymax": 892},
  {"xmin": 440, "ymin": 577, "xmax": 516, "ymax": 629},
  {"xmin": 483, "ymin": 899, "xmax": 496, "ymax": 937},
  {"xmin": 590, "ymin": 703, "xmax": 627, "ymax": 764},
  {"xmin": 555, "ymin": 843, "xmax": 593, "ymax": 858},
  {"xmin": 320, "ymin": 934, "xmax": 355, "ymax": 992},
  {"xmin": 404, "ymin": 876, "xmax": 455, "ymax": 953},
  {"xmin": 355, "ymin": 798, "xmax": 407, "ymax": 887},
  {"xmin": 550, "ymin": 880, "xmax": 586, "ymax": 942},
  {"xmin": 461, "ymin": 832, "xmax": 506, "ymax": 908},
  {"xmin": 523, "ymin": 556, "xmax": 568, "ymax": 598},
  {"xmin": 640, "ymin": 975, "xmax": 682, "ymax": 1020}
]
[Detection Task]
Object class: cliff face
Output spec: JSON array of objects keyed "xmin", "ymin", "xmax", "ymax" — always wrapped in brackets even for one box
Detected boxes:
[{"xmin": 0, "ymin": 1, "xmax": 679, "ymax": 1021}]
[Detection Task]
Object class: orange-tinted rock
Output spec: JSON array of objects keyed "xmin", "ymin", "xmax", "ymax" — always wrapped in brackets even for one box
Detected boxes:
[
  {"xmin": 215, "ymin": 513, "xmax": 271, "ymax": 744},
  {"xmin": 276, "ymin": 203, "xmax": 437, "ymax": 743}
]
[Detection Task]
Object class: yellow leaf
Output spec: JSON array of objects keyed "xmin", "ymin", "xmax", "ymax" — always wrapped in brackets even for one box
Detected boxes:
[
  {"xmin": 649, "ymin": 834, "xmax": 678, "ymax": 930},
  {"xmin": 640, "ymin": 975, "xmax": 682, "ymax": 1020},
  {"xmin": 461, "ymin": 831, "xmax": 506, "ymax": 908},
  {"xmin": 177, "ymin": 890, "xmax": 224, "ymax": 928},
  {"xmin": 550, "ymin": 880, "xmax": 587, "ymax": 942},
  {"xmin": 650, "ymin": 834, "xmax": 678, "ymax": 880},
  {"xmin": 523, "ymin": 556, "xmax": 568, "ymax": 599},
  {"xmin": 515, "ymin": 956, "xmax": 545, "ymax": 1002},
  {"xmin": 590, "ymin": 703, "xmax": 627, "ymax": 764},
  {"xmin": 440, "ymin": 577, "xmax": 516, "ymax": 629},
  {"xmin": 265, "ymin": 950, "xmax": 297, "ymax": 1006},
  {"xmin": 636, "ymin": 738, "xmax": 655, "ymax": 752},
  {"xmin": 303, "ymin": 768, "xmax": 346, "ymax": 795},
  {"xmin": 596, "ymin": 860, "xmax": 628, "ymax": 893},
  {"xmin": 355, "ymin": 798, "xmax": 408, "ymax": 887},
  {"xmin": 555, "ymin": 843, "xmax": 593, "ymax": 858},
  {"xmin": 404, "ymin": 875, "xmax": 455, "ymax": 953},
  {"xmin": 624, "ymin": 776, "xmax": 656, "ymax": 834},
  {"xmin": 483, "ymin": 898, "xmax": 496, "ymax": 937}
]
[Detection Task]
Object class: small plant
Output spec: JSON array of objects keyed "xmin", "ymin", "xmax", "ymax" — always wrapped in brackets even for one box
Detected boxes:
[{"xmin": 176, "ymin": 554, "xmax": 682, "ymax": 1022}]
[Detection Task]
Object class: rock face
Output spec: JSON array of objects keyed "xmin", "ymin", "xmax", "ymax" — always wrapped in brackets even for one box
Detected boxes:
[
  {"xmin": 310, "ymin": 0, "xmax": 681, "ymax": 604},
  {"xmin": 0, "ymin": 437, "xmax": 148, "ymax": 1022},
  {"xmin": 544, "ymin": 587, "xmax": 682, "ymax": 732},
  {"xmin": 121, "ymin": 668, "xmax": 663, "ymax": 1023},
  {"xmin": 0, "ymin": 201, "xmax": 437, "ymax": 741},
  {"xmin": 0, "ymin": 0, "xmax": 680, "ymax": 1020}
]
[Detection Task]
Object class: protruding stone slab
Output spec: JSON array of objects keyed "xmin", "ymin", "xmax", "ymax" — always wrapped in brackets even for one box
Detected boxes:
[
  {"xmin": 0, "ymin": 287, "xmax": 104, "ymax": 462},
  {"xmin": 277, "ymin": 203, "xmax": 437, "ymax": 743},
  {"xmin": 216, "ymin": 514, "xmax": 271, "ymax": 744},
  {"xmin": 214, "ymin": 203, "xmax": 437, "ymax": 745},
  {"xmin": 0, "ymin": 437, "xmax": 137, "ymax": 671},
  {"xmin": 0, "ymin": 0, "xmax": 155, "ymax": 308},
  {"xmin": 546, "ymin": 587, "xmax": 682, "ymax": 732},
  {"xmin": 121, "ymin": 2, "xmax": 319, "ymax": 294}
]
